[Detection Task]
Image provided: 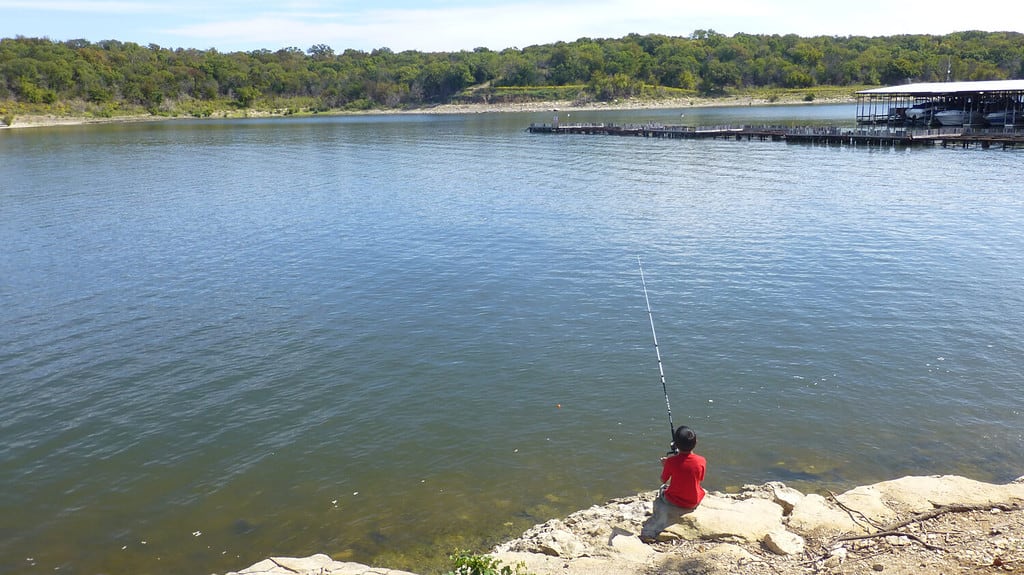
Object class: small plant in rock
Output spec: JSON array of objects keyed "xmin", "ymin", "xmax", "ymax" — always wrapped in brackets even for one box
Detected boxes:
[{"xmin": 447, "ymin": 549, "xmax": 528, "ymax": 575}]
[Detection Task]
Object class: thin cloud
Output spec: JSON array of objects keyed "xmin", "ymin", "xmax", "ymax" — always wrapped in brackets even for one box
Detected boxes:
[
  {"xmin": 163, "ymin": 1, "xmax": 768, "ymax": 52},
  {"xmin": 0, "ymin": 0, "xmax": 168, "ymax": 14}
]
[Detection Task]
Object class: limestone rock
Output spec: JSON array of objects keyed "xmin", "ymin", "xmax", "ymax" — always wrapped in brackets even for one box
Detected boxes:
[
  {"xmin": 493, "ymin": 551, "xmax": 646, "ymax": 575},
  {"xmin": 535, "ymin": 528, "xmax": 584, "ymax": 557},
  {"xmin": 608, "ymin": 530, "xmax": 655, "ymax": 562},
  {"xmin": 851, "ymin": 475, "xmax": 1024, "ymax": 514},
  {"xmin": 787, "ymin": 493, "xmax": 861, "ymax": 536},
  {"xmin": 766, "ymin": 482, "xmax": 805, "ymax": 515},
  {"xmin": 230, "ymin": 554, "xmax": 418, "ymax": 575},
  {"xmin": 833, "ymin": 484, "xmax": 899, "ymax": 525},
  {"xmin": 762, "ymin": 530, "xmax": 805, "ymax": 555},
  {"xmin": 662, "ymin": 494, "xmax": 784, "ymax": 542},
  {"xmin": 823, "ymin": 545, "xmax": 848, "ymax": 568}
]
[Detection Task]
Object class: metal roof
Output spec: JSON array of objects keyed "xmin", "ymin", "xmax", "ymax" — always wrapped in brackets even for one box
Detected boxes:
[{"xmin": 858, "ymin": 80, "xmax": 1024, "ymax": 95}]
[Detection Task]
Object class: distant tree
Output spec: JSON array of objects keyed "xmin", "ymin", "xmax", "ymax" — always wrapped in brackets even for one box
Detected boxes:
[
  {"xmin": 234, "ymin": 85, "xmax": 259, "ymax": 107},
  {"xmin": 2, "ymin": 31, "xmax": 1023, "ymax": 110},
  {"xmin": 308, "ymin": 44, "xmax": 334, "ymax": 60}
]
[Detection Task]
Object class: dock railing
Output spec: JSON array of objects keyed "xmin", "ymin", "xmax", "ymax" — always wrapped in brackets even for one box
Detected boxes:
[{"xmin": 527, "ymin": 122, "xmax": 1024, "ymax": 146}]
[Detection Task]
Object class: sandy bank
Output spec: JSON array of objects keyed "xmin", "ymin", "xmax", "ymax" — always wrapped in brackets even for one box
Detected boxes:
[
  {"xmin": 415, "ymin": 94, "xmax": 853, "ymax": 115},
  {"xmin": 228, "ymin": 473, "xmax": 1024, "ymax": 575}
]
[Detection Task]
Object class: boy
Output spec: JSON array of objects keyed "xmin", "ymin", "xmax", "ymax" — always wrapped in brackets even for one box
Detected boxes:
[{"xmin": 639, "ymin": 425, "xmax": 706, "ymax": 542}]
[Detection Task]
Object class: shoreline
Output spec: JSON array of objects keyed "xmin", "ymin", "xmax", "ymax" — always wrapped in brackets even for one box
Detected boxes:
[
  {"xmin": 0, "ymin": 95, "xmax": 856, "ymax": 130},
  {"xmin": 230, "ymin": 473, "xmax": 1024, "ymax": 575}
]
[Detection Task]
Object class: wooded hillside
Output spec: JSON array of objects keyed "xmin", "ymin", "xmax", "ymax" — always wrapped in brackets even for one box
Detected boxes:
[{"xmin": 2, "ymin": 30, "xmax": 1022, "ymax": 116}]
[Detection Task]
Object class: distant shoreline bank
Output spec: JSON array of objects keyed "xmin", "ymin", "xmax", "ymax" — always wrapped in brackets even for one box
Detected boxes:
[{"xmin": 0, "ymin": 94, "xmax": 856, "ymax": 130}]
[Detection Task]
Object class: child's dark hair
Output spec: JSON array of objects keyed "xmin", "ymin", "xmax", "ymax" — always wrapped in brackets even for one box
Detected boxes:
[{"xmin": 673, "ymin": 426, "xmax": 697, "ymax": 453}]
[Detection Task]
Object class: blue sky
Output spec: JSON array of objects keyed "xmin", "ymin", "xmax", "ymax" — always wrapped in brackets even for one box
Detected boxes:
[{"xmin": 3, "ymin": 0, "xmax": 1023, "ymax": 53}]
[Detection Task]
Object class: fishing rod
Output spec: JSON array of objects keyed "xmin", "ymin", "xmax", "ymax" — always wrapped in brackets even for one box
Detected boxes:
[{"xmin": 637, "ymin": 256, "xmax": 677, "ymax": 454}]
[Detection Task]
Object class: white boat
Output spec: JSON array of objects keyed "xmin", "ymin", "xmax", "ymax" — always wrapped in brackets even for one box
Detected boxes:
[
  {"xmin": 933, "ymin": 109, "xmax": 985, "ymax": 126},
  {"xmin": 904, "ymin": 102, "xmax": 943, "ymax": 121},
  {"xmin": 983, "ymin": 109, "xmax": 1022, "ymax": 125}
]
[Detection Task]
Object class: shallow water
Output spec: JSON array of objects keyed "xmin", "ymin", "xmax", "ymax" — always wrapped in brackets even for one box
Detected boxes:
[{"xmin": 1, "ymin": 105, "xmax": 1022, "ymax": 574}]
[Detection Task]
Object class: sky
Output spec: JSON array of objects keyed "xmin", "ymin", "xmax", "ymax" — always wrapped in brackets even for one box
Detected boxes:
[{"xmin": 3, "ymin": 0, "xmax": 1024, "ymax": 54}]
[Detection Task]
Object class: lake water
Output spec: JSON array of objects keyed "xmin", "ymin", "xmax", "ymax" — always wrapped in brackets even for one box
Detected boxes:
[{"xmin": 2, "ymin": 104, "xmax": 1022, "ymax": 574}]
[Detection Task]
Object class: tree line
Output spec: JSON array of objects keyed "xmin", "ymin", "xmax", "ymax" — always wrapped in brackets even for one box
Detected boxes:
[{"xmin": 2, "ymin": 30, "xmax": 1022, "ymax": 114}]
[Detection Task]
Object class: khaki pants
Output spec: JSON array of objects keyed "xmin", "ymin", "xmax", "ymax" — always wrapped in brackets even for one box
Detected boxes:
[{"xmin": 640, "ymin": 490, "xmax": 696, "ymax": 541}]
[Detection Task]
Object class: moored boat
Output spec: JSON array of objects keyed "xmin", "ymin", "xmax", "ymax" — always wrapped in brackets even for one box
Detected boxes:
[
  {"xmin": 984, "ymin": 109, "xmax": 1022, "ymax": 126},
  {"xmin": 904, "ymin": 101, "xmax": 943, "ymax": 121},
  {"xmin": 934, "ymin": 109, "xmax": 985, "ymax": 126}
]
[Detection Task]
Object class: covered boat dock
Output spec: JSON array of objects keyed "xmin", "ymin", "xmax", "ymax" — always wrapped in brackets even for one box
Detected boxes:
[
  {"xmin": 856, "ymin": 79, "xmax": 1024, "ymax": 128},
  {"xmin": 526, "ymin": 79, "xmax": 1024, "ymax": 149},
  {"xmin": 526, "ymin": 122, "xmax": 1024, "ymax": 149}
]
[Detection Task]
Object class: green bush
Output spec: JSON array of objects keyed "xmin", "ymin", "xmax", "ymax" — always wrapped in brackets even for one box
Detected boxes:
[
  {"xmin": 447, "ymin": 550, "xmax": 528, "ymax": 575},
  {"xmin": 188, "ymin": 103, "xmax": 214, "ymax": 117}
]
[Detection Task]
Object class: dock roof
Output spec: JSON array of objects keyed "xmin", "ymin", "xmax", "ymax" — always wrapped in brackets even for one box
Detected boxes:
[{"xmin": 858, "ymin": 80, "xmax": 1024, "ymax": 95}]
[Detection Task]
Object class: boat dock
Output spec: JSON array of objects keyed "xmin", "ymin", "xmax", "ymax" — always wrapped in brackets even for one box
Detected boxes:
[{"xmin": 526, "ymin": 122, "xmax": 1024, "ymax": 149}]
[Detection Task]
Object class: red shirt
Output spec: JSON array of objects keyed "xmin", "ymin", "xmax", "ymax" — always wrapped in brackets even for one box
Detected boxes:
[{"xmin": 661, "ymin": 451, "xmax": 706, "ymax": 508}]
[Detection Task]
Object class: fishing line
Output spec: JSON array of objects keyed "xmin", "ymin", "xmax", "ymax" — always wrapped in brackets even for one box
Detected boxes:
[{"xmin": 637, "ymin": 256, "xmax": 677, "ymax": 453}]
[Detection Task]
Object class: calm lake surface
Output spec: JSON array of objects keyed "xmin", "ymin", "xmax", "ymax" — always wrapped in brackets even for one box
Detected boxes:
[{"xmin": 2, "ymin": 104, "xmax": 1022, "ymax": 574}]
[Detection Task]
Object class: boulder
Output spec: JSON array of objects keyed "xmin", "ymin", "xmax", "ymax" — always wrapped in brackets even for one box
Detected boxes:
[
  {"xmin": 762, "ymin": 530, "xmax": 805, "ymax": 555},
  {"xmin": 832, "ymin": 483, "xmax": 899, "ymax": 526},
  {"xmin": 608, "ymin": 530, "xmax": 655, "ymax": 560},
  {"xmin": 787, "ymin": 493, "xmax": 861, "ymax": 536},
  {"xmin": 230, "ymin": 554, "xmax": 418, "ymax": 575},
  {"xmin": 534, "ymin": 528, "xmax": 584, "ymax": 558},
  {"xmin": 767, "ymin": 482, "xmax": 805, "ymax": 515},
  {"xmin": 662, "ymin": 495, "xmax": 785, "ymax": 542}
]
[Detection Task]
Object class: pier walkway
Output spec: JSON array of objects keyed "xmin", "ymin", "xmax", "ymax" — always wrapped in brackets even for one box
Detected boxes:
[{"xmin": 526, "ymin": 122, "xmax": 1024, "ymax": 149}]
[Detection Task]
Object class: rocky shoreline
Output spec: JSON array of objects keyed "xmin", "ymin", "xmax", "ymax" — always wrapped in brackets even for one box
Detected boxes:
[
  {"xmin": 229, "ymin": 474, "xmax": 1024, "ymax": 575},
  {"xmin": 0, "ymin": 94, "xmax": 856, "ymax": 130}
]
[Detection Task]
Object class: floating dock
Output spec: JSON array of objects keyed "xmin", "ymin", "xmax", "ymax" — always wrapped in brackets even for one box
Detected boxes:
[{"xmin": 526, "ymin": 122, "xmax": 1024, "ymax": 149}]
